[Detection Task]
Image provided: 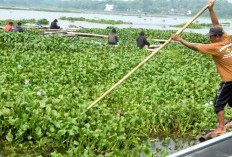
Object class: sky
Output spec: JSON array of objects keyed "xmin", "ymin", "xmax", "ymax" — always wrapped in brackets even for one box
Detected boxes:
[{"xmin": 93, "ymin": 0, "xmax": 232, "ymax": 1}]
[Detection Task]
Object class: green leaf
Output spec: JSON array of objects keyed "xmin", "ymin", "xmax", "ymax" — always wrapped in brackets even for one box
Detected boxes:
[{"xmin": 6, "ymin": 130, "xmax": 14, "ymax": 142}]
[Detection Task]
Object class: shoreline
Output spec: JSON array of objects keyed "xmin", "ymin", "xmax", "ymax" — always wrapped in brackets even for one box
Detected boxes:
[
  {"xmin": 0, "ymin": 6, "xmax": 232, "ymax": 19},
  {"xmin": 0, "ymin": 6, "xmax": 192, "ymax": 18}
]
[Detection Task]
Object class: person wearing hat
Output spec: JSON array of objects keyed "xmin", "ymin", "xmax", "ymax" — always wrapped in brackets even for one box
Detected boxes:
[
  {"xmin": 171, "ymin": 0, "xmax": 232, "ymax": 136},
  {"xmin": 50, "ymin": 19, "xmax": 60, "ymax": 29},
  {"xmin": 15, "ymin": 22, "xmax": 24, "ymax": 32},
  {"xmin": 137, "ymin": 31, "xmax": 150, "ymax": 49},
  {"xmin": 108, "ymin": 28, "xmax": 119, "ymax": 45}
]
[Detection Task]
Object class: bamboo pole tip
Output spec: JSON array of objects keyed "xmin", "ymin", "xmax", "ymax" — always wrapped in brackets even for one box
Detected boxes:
[
  {"xmin": 87, "ymin": 106, "xmax": 92, "ymax": 110},
  {"xmin": 87, "ymin": 103, "xmax": 95, "ymax": 110}
]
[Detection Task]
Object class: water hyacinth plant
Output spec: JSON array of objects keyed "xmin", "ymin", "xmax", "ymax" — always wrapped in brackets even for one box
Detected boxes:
[
  {"xmin": 0, "ymin": 28, "xmax": 231, "ymax": 156},
  {"xmin": 59, "ymin": 16, "xmax": 132, "ymax": 25}
]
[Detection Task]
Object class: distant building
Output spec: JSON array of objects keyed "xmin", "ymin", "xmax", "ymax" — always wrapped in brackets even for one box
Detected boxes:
[
  {"xmin": 187, "ymin": 10, "xmax": 192, "ymax": 15},
  {"xmin": 126, "ymin": 8, "xmax": 142, "ymax": 13},
  {"xmin": 104, "ymin": 4, "xmax": 114, "ymax": 11}
]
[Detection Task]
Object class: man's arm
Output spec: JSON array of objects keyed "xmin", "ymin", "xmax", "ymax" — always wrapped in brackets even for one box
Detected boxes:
[
  {"xmin": 171, "ymin": 34, "xmax": 198, "ymax": 51},
  {"xmin": 208, "ymin": 0, "xmax": 220, "ymax": 27},
  {"xmin": 115, "ymin": 35, "xmax": 119, "ymax": 42},
  {"xmin": 144, "ymin": 38, "xmax": 150, "ymax": 46}
]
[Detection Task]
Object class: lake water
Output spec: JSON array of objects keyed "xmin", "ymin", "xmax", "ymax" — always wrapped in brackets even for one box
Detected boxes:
[
  {"xmin": 0, "ymin": 9, "xmax": 232, "ymax": 34},
  {"xmin": 142, "ymin": 136, "xmax": 200, "ymax": 156}
]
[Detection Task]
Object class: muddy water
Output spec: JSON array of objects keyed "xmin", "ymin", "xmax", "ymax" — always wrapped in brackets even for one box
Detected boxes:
[{"xmin": 140, "ymin": 136, "xmax": 200, "ymax": 156}]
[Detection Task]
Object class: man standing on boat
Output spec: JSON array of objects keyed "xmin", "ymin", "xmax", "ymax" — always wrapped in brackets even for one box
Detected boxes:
[{"xmin": 171, "ymin": 0, "xmax": 232, "ymax": 136}]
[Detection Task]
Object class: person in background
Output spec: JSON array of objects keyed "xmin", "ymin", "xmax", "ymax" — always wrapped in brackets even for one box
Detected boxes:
[
  {"xmin": 171, "ymin": 0, "xmax": 232, "ymax": 136},
  {"xmin": 137, "ymin": 31, "xmax": 150, "ymax": 49},
  {"xmin": 14, "ymin": 22, "xmax": 24, "ymax": 32},
  {"xmin": 4, "ymin": 21, "xmax": 14, "ymax": 32},
  {"xmin": 50, "ymin": 19, "xmax": 60, "ymax": 29},
  {"xmin": 108, "ymin": 28, "xmax": 119, "ymax": 45}
]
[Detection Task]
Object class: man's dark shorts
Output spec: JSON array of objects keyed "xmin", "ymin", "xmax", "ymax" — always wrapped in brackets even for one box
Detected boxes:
[{"xmin": 214, "ymin": 81, "xmax": 232, "ymax": 113}]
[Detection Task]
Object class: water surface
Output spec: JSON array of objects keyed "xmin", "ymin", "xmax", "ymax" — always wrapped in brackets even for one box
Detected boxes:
[{"xmin": 0, "ymin": 9, "xmax": 232, "ymax": 34}]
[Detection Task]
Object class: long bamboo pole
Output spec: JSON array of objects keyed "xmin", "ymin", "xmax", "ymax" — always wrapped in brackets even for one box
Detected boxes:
[{"xmin": 87, "ymin": 0, "xmax": 216, "ymax": 110}]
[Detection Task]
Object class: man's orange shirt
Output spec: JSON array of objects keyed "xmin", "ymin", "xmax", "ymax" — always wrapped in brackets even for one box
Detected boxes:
[{"xmin": 196, "ymin": 31, "xmax": 232, "ymax": 82}]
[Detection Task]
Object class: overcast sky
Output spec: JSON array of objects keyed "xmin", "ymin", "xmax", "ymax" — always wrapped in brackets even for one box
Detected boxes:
[{"xmin": 62, "ymin": 0, "xmax": 232, "ymax": 2}]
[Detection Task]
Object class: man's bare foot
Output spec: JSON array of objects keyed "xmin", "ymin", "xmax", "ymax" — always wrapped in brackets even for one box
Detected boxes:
[
  {"xmin": 203, "ymin": 127, "xmax": 226, "ymax": 140},
  {"xmin": 211, "ymin": 127, "xmax": 226, "ymax": 136}
]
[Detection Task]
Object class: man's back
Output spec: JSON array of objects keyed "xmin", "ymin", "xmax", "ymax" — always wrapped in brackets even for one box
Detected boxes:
[
  {"xmin": 197, "ymin": 31, "xmax": 232, "ymax": 82},
  {"xmin": 50, "ymin": 21, "xmax": 60, "ymax": 29},
  {"xmin": 137, "ymin": 35, "xmax": 150, "ymax": 48},
  {"xmin": 15, "ymin": 25, "xmax": 24, "ymax": 32},
  {"xmin": 108, "ymin": 33, "xmax": 118, "ymax": 45}
]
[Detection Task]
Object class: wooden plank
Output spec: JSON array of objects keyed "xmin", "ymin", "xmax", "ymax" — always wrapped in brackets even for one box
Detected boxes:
[
  {"xmin": 25, "ymin": 26, "xmax": 49, "ymax": 29},
  {"xmin": 64, "ymin": 34, "xmax": 76, "ymax": 37},
  {"xmin": 0, "ymin": 25, "xmax": 107, "ymax": 39},
  {"xmin": 0, "ymin": 25, "xmax": 48, "ymax": 30},
  {"xmin": 70, "ymin": 32, "xmax": 108, "ymax": 38},
  {"xmin": 149, "ymin": 44, "xmax": 161, "ymax": 49},
  {"xmin": 65, "ymin": 28, "xmax": 80, "ymax": 32},
  {"xmin": 45, "ymin": 29, "xmax": 62, "ymax": 32},
  {"xmin": 44, "ymin": 32, "xmax": 63, "ymax": 35},
  {"xmin": 44, "ymin": 31, "xmax": 107, "ymax": 38}
]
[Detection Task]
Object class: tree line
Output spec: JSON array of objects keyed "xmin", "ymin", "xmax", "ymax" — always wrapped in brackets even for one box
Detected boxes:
[{"xmin": 0, "ymin": 0, "xmax": 232, "ymax": 17}]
